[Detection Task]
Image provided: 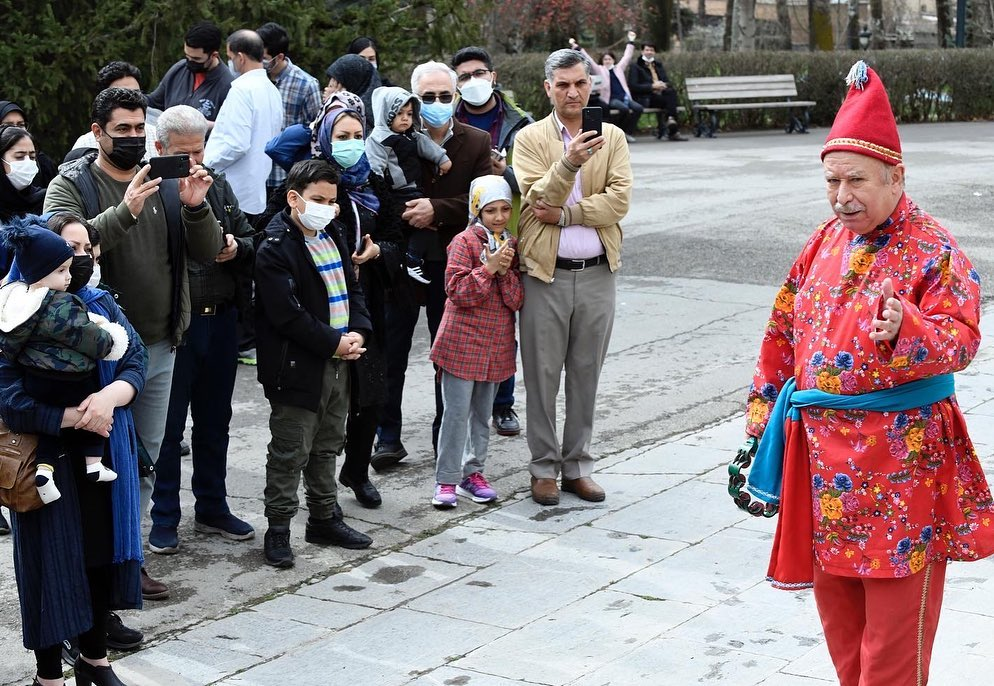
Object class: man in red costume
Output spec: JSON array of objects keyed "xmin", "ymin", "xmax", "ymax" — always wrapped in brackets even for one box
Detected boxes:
[{"xmin": 743, "ymin": 61, "xmax": 994, "ymax": 685}]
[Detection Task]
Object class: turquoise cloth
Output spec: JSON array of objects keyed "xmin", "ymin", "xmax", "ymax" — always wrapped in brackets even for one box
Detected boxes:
[{"xmin": 746, "ymin": 374, "xmax": 955, "ymax": 504}]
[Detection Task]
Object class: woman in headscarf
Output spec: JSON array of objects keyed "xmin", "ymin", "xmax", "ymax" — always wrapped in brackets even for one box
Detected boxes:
[
  {"xmin": 346, "ymin": 36, "xmax": 394, "ymax": 87},
  {"xmin": 0, "ymin": 125, "xmax": 47, "ymax": 222},
  {"xmin": 0, "ymin": 102, "xmax": 58, "ymax": 188},
  {"xmin": 323, "ymin": 55, "xmax": 379, "ymax": 132}
]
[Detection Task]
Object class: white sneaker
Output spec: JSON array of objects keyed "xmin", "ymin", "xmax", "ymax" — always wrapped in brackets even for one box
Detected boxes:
[{"xmin": 407, "ymin": 265, "xmax": 431, "ymax": 284}]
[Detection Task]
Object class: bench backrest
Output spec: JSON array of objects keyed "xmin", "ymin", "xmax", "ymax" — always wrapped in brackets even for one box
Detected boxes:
[{"xmin": 686, "ymin": 74, "xmax": 800, "ymax": 102}]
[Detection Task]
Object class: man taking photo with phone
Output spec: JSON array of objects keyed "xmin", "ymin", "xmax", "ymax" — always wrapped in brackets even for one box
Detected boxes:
[
  {"xmin": 512, "ymin": 49, "xmax": 632, "ymax": 507},
  {"xmin": 44, "ymin": 87, "xmax": 224, "ymax": 600}
]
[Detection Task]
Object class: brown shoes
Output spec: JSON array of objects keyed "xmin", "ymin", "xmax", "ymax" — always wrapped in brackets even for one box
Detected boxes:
[
  {"xmin": 561, "ymin": 476, "xmax": 606, "ymax": 502},
  {"xmin": 531, "ymin": 477, "xmax": 560, "ymax": 505},
  {"xmin": 140, "ymin": 566, "xmax": 169, "ymax": 600}
]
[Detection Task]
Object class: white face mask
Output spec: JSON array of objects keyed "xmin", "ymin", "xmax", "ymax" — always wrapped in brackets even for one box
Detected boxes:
[
  {"xmin": 459, "ymin": 77, "xmax": 494, "ymax": 107},
  {"xmin": 5, "ymin": 157, "xmax": 38, "ymax": 190},
  {"xmin": 643, "ymin": 54, "xmax": 655, "ymax": 63},
  {"xmin": 88, "ymin": 264, "xmax": 102, "ymax": 288},
  {"xmin": 295, "ymin": 196, "xmax": 338, "ymax": 231}
]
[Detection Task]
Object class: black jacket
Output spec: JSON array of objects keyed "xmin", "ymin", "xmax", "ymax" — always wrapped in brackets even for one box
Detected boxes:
[
  {"xmin": 628, "ymin": 58, "xmax": 671, "ymax": 98},
  {"xmin": 254, "ymin": 209, "xmax": 371, "ymax": 412}
]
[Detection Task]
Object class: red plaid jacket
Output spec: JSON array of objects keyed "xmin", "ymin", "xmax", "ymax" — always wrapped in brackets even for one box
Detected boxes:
[{"xmin": 430, "ymin": 224, "xmax": 524, "ymax": 381}]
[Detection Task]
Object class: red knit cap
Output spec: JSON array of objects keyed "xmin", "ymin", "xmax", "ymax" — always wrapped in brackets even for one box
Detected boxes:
[{"xmin": 821, "ymin": 61, "xmax": 902, "ymax": 165}]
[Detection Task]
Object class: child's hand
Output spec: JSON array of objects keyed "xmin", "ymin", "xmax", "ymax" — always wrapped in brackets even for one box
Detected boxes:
[
  {"xmin": 439, "ymin": 159, "xmax": 453, "ymax": 175},
  {"xmin": 496, "ymin": 244, "xmax": 515, "ymax": 275},
  {"xmin": 336, "ymin": 332, "xmax": 367, "ymax": 359},
  {"xmin": 351, "ymin": 234, "xmax": 379, "ymax": 265}
]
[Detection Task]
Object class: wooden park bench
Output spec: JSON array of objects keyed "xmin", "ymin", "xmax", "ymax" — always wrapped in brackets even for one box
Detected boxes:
[{"xmin": 685, "ymin": 74, "xmax": 816, "ymax": 138}]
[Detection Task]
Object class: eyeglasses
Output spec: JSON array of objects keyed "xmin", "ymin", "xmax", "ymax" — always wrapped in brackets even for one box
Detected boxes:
[
  {"xmin": 419, "ymin": 92, "xmax": 454, "ymax": 104},
  {"xmin": 456, "ymin": 68, "xmax": 491, "ymax": 85}
]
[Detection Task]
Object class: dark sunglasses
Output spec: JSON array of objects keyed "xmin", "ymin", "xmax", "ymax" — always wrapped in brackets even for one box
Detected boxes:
[{"xmin": 419, "ymin": 92, "xmax": 454, "ymax": 104}]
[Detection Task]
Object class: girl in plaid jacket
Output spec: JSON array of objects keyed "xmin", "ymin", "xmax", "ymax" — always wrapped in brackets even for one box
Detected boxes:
[{"xmin": 429, "ymin": 175, "xmax": 523, "ymax": 508}]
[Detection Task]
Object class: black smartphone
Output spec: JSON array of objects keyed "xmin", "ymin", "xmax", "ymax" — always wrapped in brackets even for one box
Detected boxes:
[
  {"xmin": 581, "ymin": 106, "xmax": 603, "ymax": 137},
  {"xmin": 148, "ymin": 154, "xmax": 190, "ymax": 179}
]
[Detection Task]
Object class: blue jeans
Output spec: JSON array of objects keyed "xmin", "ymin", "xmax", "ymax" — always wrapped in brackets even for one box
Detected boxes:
[
  {"xmin": 135, "ymin": 340, "xmax": 177, "ymax": 517},
  {"xmin": 378, "ymin": 260, "xmax": 446, "ymax": 447},
  {"xmin": 151, "ymin": 307, "xmax": 238, "ymax": 529},
  {"xmin": 493, "ymin": 337, "xmax": 517, "ymax": 409}
]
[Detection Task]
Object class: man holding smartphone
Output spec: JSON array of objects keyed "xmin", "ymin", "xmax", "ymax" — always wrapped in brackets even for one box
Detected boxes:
[{"xmin": 512, "ymin": 49, "xmax": 632, "ymax": 507}]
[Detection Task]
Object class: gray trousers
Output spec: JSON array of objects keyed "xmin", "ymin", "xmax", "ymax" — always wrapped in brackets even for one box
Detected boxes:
[
  {"xmin": 264, "ymin": 359, "xmax": 349, "ymax": 526},
  {"xmin": 519, "ymin": 263, "xmax": 615, "ymax": 480},
  {"xmin": 435, "ymin": 371, "xmax": 498, "ymax": 485},
  {"xmin": 135, "ymin": 340, "xmax": 177, "ymax": 517}
]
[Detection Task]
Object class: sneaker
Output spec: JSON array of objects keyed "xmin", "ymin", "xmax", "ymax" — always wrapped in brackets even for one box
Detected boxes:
[
  {"xmin": 407, "ymin": 264, "xmax": 431, "ymax": 284},
  {"xmin": 148, "ymin": 525, "xmax": 179, "ymax": 554},
  {"xmin": 106, "ymin": 612, "xmax": 143, "ymax": 651},
  {"xmin": 61, "ymin": 638, "xmax": 79, "ymax": 667},
  {"xmin": 431, "ymin": 483, "xmax": 458, "ymax": 509},
  {"xmin": 194, "ymin": 512, "xmax": 255, "ymax": 541},
  {"xmin": 492, "ymin": 406, "xmax": 520, "ymax": 436},
  {"xmin": 264, "ymin": 526, "xmax": 294, "ymax": 568},
  {"xmin": 457, "ymin": 473, "xmax": 498, "ymax": 503},
  {"xmin": 180, "ymin": 439, "xmax": 191, "ymax": 456},
  {"xmin": 237, "ymin": 348, "xmax": 257, "ymax": 366}
]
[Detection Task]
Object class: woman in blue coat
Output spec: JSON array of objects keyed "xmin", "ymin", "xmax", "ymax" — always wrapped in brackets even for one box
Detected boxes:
[{"xmin": 1, "ymin": 212, "xmax": 146, "ymax": 686}]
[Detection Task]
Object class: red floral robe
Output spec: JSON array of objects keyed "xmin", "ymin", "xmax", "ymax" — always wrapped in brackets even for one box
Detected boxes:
[{"xmin": 748, "ymin": 194, "xmax": 994, "ymax": 579}]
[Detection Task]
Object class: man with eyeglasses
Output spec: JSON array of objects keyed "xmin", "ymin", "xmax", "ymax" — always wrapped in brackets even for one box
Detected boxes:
[
  {"xmin": 371, "ymin": 61, "xmax": 492, "ymax": 470},
  {"xmin": 146, "ymin": 21, "xmax": 235, "ymax": 130},
  {"xmin": 452, "ymin": 46, "xmax": 534, "ymax": 438}
]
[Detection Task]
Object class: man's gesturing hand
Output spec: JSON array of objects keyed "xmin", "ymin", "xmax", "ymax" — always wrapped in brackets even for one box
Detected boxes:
[
  {"xmin": 869, "ymin": 277, "xmax": 903, "ymax": 343},
  {"xmin": 124, "ymin": 164, "xmax": 161, "ymax": 218}
]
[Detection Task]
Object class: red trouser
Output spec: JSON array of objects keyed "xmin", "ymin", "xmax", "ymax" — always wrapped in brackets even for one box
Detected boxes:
[{"xmin": 813, "ymin": 561, "xmax": 946, "ymax": 686}]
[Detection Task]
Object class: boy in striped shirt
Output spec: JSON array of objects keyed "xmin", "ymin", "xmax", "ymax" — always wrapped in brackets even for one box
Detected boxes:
[{"xmin": 254, "ymin": 160, "xmax": 373, "ymax": 568}]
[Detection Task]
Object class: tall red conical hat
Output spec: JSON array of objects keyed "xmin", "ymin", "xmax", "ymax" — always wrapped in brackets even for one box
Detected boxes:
[{"xmin": 821, "ymin": 61, "xmax": 902, "ymax": 165}]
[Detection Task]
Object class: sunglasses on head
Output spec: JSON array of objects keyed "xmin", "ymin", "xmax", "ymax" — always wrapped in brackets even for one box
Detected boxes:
[{"xmin": 419, "ymin": 92, "xmax": 454, "ymax": 104}]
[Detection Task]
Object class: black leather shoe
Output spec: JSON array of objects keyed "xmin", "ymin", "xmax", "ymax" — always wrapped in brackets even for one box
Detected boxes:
[
  {"xmin": 264, "ymin": 526, "xmax": 294, "ymax": 568},
  {"xmin": 305, "ymin": 514, "xmax": 372, "ymax": 549},
  {"xmin": 492, "ymin": 406, "xmax": 520, "ymax": 436},
  {"xmin": 369, "ymin": 441, "xmax": 408, "ymax": 472},
  {"xmin": 339, "ymin": 472, "xmax": 382, "ymax": 508},
  {"xmin": 106, "ymin": 612, "xmax": 142, "ymax": 651},
  {"xmin": 0, "ymin": 509, "xmax": 9, "ymax": 535},
  {"xmin": 73, "ymin": 656, "xmax": 126, "ymax": 686}
]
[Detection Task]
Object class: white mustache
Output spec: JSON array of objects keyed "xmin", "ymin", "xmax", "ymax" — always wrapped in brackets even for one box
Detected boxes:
[{"xmin": 834, "ymin": 202, "xmax": 865, "ymax": 214}]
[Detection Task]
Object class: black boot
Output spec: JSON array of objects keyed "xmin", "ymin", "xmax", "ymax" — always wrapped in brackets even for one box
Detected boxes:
[
  {"xmin": 73, "ymin": 657, "xmax": 127, "ymax": 686},
  {"xmin": 264, "ymin": 526, "xmax": 294, "ymax": 568},
  {"xmin": 305, "ymin": 507, "xmax": 372, "ymax": 549},
  {"xmin": 339, "ymin": 472, "xmax": 382, "ymax": 509}
]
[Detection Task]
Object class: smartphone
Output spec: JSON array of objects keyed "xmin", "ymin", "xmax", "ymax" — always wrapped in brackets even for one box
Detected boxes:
[
  {"xmin": 581, "ymin": 106, "xmax": 603, "ymax": 137},
  {"xmin": 148, "ymin": 154, "xmax": 190, "ymax": 179}
]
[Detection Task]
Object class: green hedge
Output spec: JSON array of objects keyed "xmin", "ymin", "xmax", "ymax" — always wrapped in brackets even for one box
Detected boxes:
[{"xmin": 500, "ymin": 48, "xmax": 994, "ymax": 130}]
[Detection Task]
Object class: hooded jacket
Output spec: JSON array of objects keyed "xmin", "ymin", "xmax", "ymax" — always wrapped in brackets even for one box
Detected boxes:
[{"xmin": 365, "ymin": 86, "xmax": 450, "ymax": 196}]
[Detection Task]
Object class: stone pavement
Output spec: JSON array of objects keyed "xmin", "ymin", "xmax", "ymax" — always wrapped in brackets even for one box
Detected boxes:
[{"xmin": 45, "ymin": 306, "xmax": 994, "ymax": 686}]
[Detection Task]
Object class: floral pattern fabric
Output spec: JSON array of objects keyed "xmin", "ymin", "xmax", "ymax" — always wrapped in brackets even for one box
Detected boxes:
[{"xmin": 747, "ymin": 194, "xmax": 994, "ymax": 578}]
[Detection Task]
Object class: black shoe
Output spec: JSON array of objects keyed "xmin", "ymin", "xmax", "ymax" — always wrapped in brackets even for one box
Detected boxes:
[
  {"xmin": 264, "ymin": 526, "xmax": 294, "ymax": 568},
  {"xmin": 667, "ymin": 132, "xmax": 688, "ymax": 141},
  {"xmin": 305, "ymin": 514, "xmax": 372, "ymax": 549},
  {"xmin": 73, "ymin": 656, "xmax": 126, "ymax": 686},
  {"xmin": 61, "ymin": 638, "xmax": 80, "ymax": 667},
  {"xmin": 180, "ymin": 440, "xmax": 191, "ymax": 456},
  {"xmin": 339, "ymin": 472, "xmax": 382, "ymax": 508},
  {"xmin": 369, "ymin": 441, "xmax": 408, "ymax": 472},
  {"xmin": 0, "ymin": 509, "xmax": 9, "ymax": 535},
  {"xmin": 106, "ymin": 611, "xmax": 143, "ymax": 651},
  {"xmin": 492, "ymin": 406, "xmax": 521, "ymax": 436}
]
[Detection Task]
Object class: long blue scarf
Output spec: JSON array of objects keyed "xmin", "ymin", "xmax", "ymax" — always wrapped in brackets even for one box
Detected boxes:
[
  {"xmin": 747, "ymin": 374, "xmax": 956, "ymax": 504},
  {"xmin": 77, "ymin": 285, "xmax": 143, "ymax": 567}
]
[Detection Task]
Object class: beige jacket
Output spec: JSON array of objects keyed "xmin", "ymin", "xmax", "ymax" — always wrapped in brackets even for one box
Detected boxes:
[{"xmin": 512, "ymin": 113, "xmax": 632, "ymax": 283}]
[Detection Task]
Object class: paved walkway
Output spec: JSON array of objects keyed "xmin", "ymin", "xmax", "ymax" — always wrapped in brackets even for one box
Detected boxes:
[{"xmin": 75, "ymin": 311, "xmax": 994, "ymax": 686}]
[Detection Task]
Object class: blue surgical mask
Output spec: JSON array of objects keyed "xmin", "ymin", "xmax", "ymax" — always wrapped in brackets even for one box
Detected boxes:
[
  {"xmin": 332, "ymin": 139, "xmax": 366, "ymax": 170},
  {"xmin": 420, "ymin": 101, "xmax": 453, "ymax": 128}
]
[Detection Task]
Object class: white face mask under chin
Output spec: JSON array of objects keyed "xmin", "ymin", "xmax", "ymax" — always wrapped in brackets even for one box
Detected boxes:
[
  {"xmin": 88, "ymin": 264, "xmax": 102, "ymax": 288},
  {"xmin": 5, "ymin": 158, "xmax": 38, "ymax": 190},
  {"xmin": 296, "ymin": 199, "xmax": 338, "ymax": 232}
]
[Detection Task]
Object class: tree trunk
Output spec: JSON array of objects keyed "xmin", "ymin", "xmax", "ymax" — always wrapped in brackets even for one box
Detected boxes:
[
  {"xmin": 735, "ymin": 0, "xmax": 757, "ymax": 50},
  {"xmin": 870, "ymin": 0, "xmax": 886, "ymax": 48},
  {"xmin": 699, "ymin": 0, "xmax": 707, "ymax": 25},
  {"xmin": 846, "ymin": 0, "xmax": 860, "ymax": 49},
  {"xmin": 647, "ymin": 0, "xmax": 674, "ymax": 51},
  {"xmin": 724, "ymin": 0, "xmax": 735, "ymax": 50},
  {"xmin": 811, "ymin": 0, "xmax": 834, "ymax": 49},
  {"xmin": 776, "ymin": 0, "xmax": 793, "ymax": 49},
  {"xmin": 966, "ymin": 0, "xmax": 994, "ymax": 46},
  {"xmin": 935, "ymin": 0, "xmax": 952, "ymax": 46}
]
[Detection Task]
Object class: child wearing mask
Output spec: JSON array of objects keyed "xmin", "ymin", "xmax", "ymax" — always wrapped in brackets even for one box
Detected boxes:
[
  {"xmin": 365, "ymin": 86, "xmax": 452, "ymax": 284},
  {"xmin": 0, "ymin": 218, "xmax": 129, "ymax": 503},
  {"xmin": 254, "ymin": 159, "xmax": 374, "ymax": 568},
  {"xmin": 429, "ymin": 175, "xmax": 523, "ymax": 508}
]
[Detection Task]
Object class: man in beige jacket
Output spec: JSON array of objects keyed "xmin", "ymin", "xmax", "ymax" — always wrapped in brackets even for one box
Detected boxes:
[{"xmin": 513, "ymin": 49, "xmax": 632, "ymax": 506}]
